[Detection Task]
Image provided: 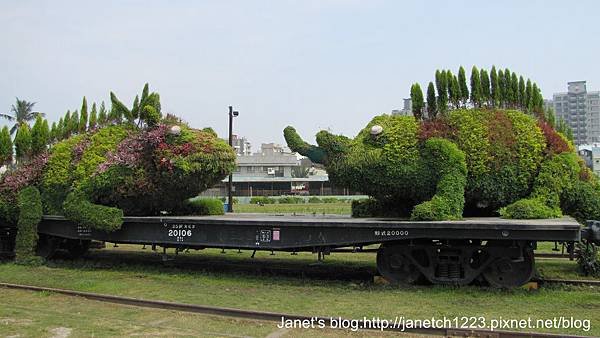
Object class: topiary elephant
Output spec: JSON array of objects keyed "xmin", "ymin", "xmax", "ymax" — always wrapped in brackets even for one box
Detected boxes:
[
  {"xmin": 0, "ymin": 87, "xmax": 236, "ymax": 263},
  {"xmin": 284, "ymin": 109, "xmax": 600, "ymax": 221}
]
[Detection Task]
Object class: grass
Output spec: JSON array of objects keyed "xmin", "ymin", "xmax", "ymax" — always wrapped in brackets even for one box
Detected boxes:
[
  {"xmin": 0, "ymin": 288, "xmax": 408, "ymax": 338},
  {"xmin": 1, "ymin": 246, "xmax": 599, "ymax": 336},
  {"xmin": 234, "ymin": 202, "xmax": 351, "ymax": 214},
  {"xmin": 0, "ymin": 288, "xmax": 274, "ymax": 337}
]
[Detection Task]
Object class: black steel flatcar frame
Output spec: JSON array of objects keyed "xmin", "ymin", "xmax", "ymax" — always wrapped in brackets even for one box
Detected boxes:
[
  {"xmin": 0, "ymin": 214, "xmax": 589, "ymax": 287},
  {"xmin": 35, "ymin": 214, "xmax": 581, "ymax": 250}
]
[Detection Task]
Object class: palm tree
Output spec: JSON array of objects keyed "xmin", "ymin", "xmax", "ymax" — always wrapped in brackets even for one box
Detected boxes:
[{"xmin": 0, "ymin": 97, "xmax": 44, "ymax": 135}]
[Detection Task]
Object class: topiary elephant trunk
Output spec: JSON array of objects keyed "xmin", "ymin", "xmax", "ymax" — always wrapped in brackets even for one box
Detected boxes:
[
  {"xmin": 283, "ymin": 126, "xmax": 351, "ymax": 165},
  {"xmin": 283, "ymin": 126, "xmax": 328, "ymax": 164}
]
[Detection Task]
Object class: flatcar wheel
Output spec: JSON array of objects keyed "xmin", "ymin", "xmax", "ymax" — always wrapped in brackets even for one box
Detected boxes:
[
  {"xmin": 376, "ymin": 244, "xmax": 422, "ymax": 285},
  {"xmin": 36, "ymin": 234, "xmax": 60, "ymax": 259},
  {"xmin": 482, "ymin": 248, "xmax": 534, "ymax": 288},
  {"xmin": 64, "ymin": 239, "xmax": 91, "ymax": 259}
]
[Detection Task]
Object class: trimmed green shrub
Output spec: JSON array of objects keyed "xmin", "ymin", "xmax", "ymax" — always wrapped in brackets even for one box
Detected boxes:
[
  {"xmin": 351, "ymin": 199, "xmax": 381, "ymax": 217},
  {"xmin": 321, "ymin": 197, "xmax": 340, "ymax": 203},
  {"xmin": 14, "ymin": 187, "xmax": 43, "ymax": 265},
  {"xmin": 411, "ymin": 138, "xmax": 466, "ymax": 221},
  {"xmin": 219, "ymin": 197, "xmax": 238, "ymax": 204},
  {"xmin": 499, "ymin": 198, "xmax": 561, "ymax": 219},
  {"xmin": 561, "ymin": 180, "xmax": 600, "ymax": 224},
  {"xmin": 308, "ymin": 196, "xmax": 322, "ymax": 203},
  {"xmin": 41, "ymin": 135, "xmax": 84, "ymax": 214},
  {"xmin": 577, "ymin": 242, "xmax": 600, "ymax": 277},
  {"xmin": 63, "ymin": 190, "xmax": 123, "ymax": 232},
  {"xmin": 278, "ymin": 196, "xmax": 304, "ymax": 204},
  {"xmin": 0, "ymin": 126, "xmax": 13, "ymax": 165},
  {"xmin": 250, "ymin": 196, "xmax": 275, "ymax": 204},
  {"xmin": 184, "ymin": 198, "xmax": 224, "ymax": 215},
  {"xmin": 14, "ymin": 123, "xmax": 32, "ymax": 161}
]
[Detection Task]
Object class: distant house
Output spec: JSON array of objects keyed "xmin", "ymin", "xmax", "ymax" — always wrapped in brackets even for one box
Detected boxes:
[
  {"xmin": 578, "ymin": 144, "xmax": 600, "ymax": 177},
  {"xmin": 203, "ymin": 143, "xmax": 355, "ymax": 197}
]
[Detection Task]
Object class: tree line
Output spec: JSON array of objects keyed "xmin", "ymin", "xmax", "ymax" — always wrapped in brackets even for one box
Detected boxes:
[
  {"xmin": 410, "ymin": 66, "xmax": 546, "ymax": 120},
  {"xmin": 409, "ymin": 65, "xmax": 572, "ymax": 140},
  {"xmin": 0, "ymin": 83, "xmax": 161, "ymax": 167}
]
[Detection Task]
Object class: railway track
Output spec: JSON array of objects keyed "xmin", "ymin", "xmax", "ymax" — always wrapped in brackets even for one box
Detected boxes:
[
  {"xmin": 536, "ymin": 278, "xmax": 600, "ymax": 287},
  {"xmin": 48, "ymin": 249, "xmax": 600, "ymax": 287},
  {"xmin": 0, "ymin": 282, "xmax": 590, "ymax": 338}
]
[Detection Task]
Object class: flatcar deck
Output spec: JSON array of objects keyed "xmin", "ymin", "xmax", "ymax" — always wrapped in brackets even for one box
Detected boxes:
[{"xmin": 37, "ymin": 214, "xmax": 581, "ymax": 251}]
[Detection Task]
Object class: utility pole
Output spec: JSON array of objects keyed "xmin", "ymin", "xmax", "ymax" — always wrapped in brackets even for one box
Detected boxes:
[{"xmin": 228, "ymin": 106, "xmax": 238, "ymax": 212}]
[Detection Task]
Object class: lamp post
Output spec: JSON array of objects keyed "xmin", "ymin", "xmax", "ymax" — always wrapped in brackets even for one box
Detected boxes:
[{"xmin": 228, "ymin": 106, "xmax": 239, "ymax": 212}]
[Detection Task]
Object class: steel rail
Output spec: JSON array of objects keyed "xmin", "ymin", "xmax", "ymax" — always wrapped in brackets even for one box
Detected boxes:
[
  {"xmin": 536, "ymin": 278, "xmax": 600, "ymax": 287},
  {"xmin": 0, "ymin": 282, "xmax": 590, "ymax": 338}
]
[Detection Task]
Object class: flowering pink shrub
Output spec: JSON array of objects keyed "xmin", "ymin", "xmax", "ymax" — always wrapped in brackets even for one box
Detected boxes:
[
  {"xmin": 0, "ymin": 152, "xmax": 49, "ymax": 201},
  {"xmin": 72, "ymin": 136, "xmax": 91, "ymax": 163},
  {"xmin": 97, "ymin": 125, "xmax": 168, "ymax": 173}
]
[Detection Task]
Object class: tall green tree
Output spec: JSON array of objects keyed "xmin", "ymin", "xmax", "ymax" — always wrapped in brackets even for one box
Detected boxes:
[
  {"xmin": 490, "ymin": 66, "xmax": 499, "ymax": 107},
  {"xmin": 63, "ymin": 111, "xmax": 71, "ymax": 138},
  {"xmin": 533, "ymin": 83, "xmax": 544, "ymax": 115},
  {"xmin": 480, "ymin": 68, "xmax": 490, "ymax": 106},
  {"xmin": 30, "ymin": 116, "xmax": 42, "ymax": 154},
  {"xmin": 435, "ymin": 70, "xmax": 448, "ymax": 113},
  {"xmin": 510, "ymin": 72, "xmax": 519, "ymax": 108},
  {"xmin": 50, "ymin": 122, "xmax": 57, "ymax": 142},
  {"xmin": 426, "ymin": 81, "xmax": 437, "ymax": 118},
  {"xmin": 525, "ymin": 79, "xmax": 533, "ymax": 111},
  {"xmin": 14, "ymin": 123, "xmax": 32, "ymax": 162},
  {"xmin": 79, "ymin": 97, "xmax": 88, "ymax": 133},
  {"xmin": 451, "ymin": 75, "xmax": 461, "ymax": 109},
  {"xmin": 410, "ymin": 83, "xmax": 425, "ymax": 120},
  {"xmin": 504, "ymin": 68, "xmax": 513, "ymax": 107},
  {"xmin": 57, "ymin": 117, "xmax": 65, "ymax": 140},
  {"xmin": 89, "ymin": 102, "xmax": 98, "ymax": 129},
  {"xmin": 0, "ymin": 126, "xmax": 12, "ymax": 165},
  {"xmin": 458, "ymin": 66, "xmax": 469, "ymax": 106},
  {"xmin": 470, "ymin": 66, "xmax": 482, "ymax": 107},
  {"xmin": 70, "ymin": 110, "xmax": 80, "ymax": 135},
  {"xmin": 42, "ymin": 119, "xmax": 49, "ymax": 148},
  {"xmin": 0, "ymin": 98, "xmax": 44, "ymax": 135},
  {"xmin": 497, "ymin": 69, "xmax": 505, "ymax": 107},
  {"xmin": 545, "ymin": 107, "xmax": 556, "ymax": 128},
  {"xmin": 518, "ymin": 76, "xmax": 526, "ymax": 109},
  {"xmin": 98, "ymin": 102, "xmax": 107, "ymax": 126},
  {"xmin": 31, "ymin": 116, "xmax": 49, "ymax": 154},
  {"xmin": 446, "ymin": 70, "xmax": 457, "ymax": 109}
]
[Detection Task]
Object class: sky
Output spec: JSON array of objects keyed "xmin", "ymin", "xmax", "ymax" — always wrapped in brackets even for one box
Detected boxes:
[{"xmin": 1, "ymin": 0, "xmax": 599, "ymax": 148}]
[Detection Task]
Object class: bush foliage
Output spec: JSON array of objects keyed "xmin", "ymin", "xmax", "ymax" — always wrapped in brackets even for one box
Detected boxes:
[
  {"xmin": 285, "ymin": 108, "xmax": 600, "ymax": 221},
  {"xmin": 14, "ymin": 187, "xmax": 43, "ymax": 265},
  {"xmin": 250, "ymin": 196, "xmax": 275, "ymax": 204},
  {"xmin": 184, "ymin": 198, "xmax": 225, "ymax": 215},
  {"xmin": 577, "ymin": 242, "xmax": 600, "ymax": 277},
  {"xmin": 278, "ymin": 196, "xmax": 305, "ymax": 204}
]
